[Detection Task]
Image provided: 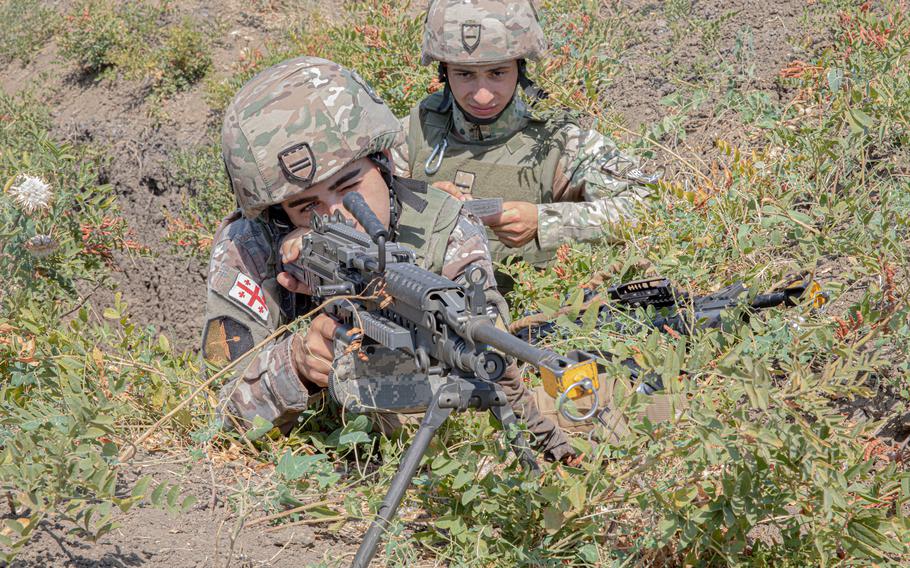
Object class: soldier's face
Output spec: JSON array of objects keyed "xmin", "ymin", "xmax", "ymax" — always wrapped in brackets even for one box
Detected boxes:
[
  {"xmin": 446, "ymin": 61, "xmax": 519, "ymax": 120},
  {"xmin": 280, "ymin": 157, "xmax": 391, "ymax": 232}
]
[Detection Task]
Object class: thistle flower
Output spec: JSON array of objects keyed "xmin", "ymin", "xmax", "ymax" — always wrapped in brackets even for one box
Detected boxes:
[
  {"xmin": 8, "ymin": 175, "xmax": 53, "ymax": 214},
  {"xmin": 24, "ymin": 234, "xmax": 59, "ymax": 258}
]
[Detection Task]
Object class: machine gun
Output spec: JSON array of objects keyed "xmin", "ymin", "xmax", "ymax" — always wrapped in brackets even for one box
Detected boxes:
[
  {"xmin": 514, "ymin": 275, "xmax": 827, "ymax": 342},
  {"xmin": 605, "ymin": 275, "xmax": 828, "ymax": 335},
  {"xmin": 283, "ymin": 192, "xmax": 597, "ymax": 568},
  {"xmin": 513, "ymin": 275, "xmax": 828, "ymax": 413}
]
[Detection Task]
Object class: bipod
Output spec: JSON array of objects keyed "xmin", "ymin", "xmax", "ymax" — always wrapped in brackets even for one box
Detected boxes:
[{"xmin": 351, "ymin": 377, "xmax": 540, "ymax": 568}]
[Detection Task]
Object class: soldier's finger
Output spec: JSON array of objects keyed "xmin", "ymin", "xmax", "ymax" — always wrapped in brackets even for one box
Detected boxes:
[
  {"xmin": 303, "ymin": 353, "xmax": 331, "ymax": 387},
  {"xmin": 280, "ymin": 242, "xmax": 299, "ymax": 264},
  {"xmin": 499, "ymin": 232, "xmax": 533, "ymax": 247},
  {"xmin": 431, "ymin": 181, "xmax": 469, "ymax": 201},
  {"xmin": 491, "ymin": 223, "xmax": 524, "ymax": 237},
  {"xmin": 279, "ymin": 232, "xmax": 305, "ymax": 263},
  {"xmin": 311, "ymin": 313, "xmax": 341, "ymax": 341},
  {"xmin": 277, "ymin": 271, "xmax": 314, "ymax": 295},
  {"xmin": 481, "ymin": 209, "xmax": 518, "ymax": 227}
]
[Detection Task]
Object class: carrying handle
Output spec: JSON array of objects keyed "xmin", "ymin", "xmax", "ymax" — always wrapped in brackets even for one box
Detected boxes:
[{"xmin": 343, "ymin": 192, "xmax": 388, "ymax": 243}]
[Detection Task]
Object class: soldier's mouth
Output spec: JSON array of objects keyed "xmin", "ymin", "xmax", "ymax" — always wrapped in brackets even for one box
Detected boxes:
[{"xmin": 467, "ymin": 104, "xmax": 500, "ymax": 118}]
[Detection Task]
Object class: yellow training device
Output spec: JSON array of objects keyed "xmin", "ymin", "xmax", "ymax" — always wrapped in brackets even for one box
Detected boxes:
[{"xmin": 540, "ymin": 350, "xmax": 599, "ymax": 400}]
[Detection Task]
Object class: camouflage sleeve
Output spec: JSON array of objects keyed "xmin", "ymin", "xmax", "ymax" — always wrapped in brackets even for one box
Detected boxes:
[
  {"xmin": 440, "ymin": 209, "xmax": 497, "ymax": 288},
  {"xmin": 391, "ymin": 114, "xmax": 412, "ymax": 178},
  {"xmin": 202, "ymin": 216, "xmax": 309, "ymax": 432},
  {"xmin": 441, "ymin": 210, "xmax": 574, "ymax": 460},
  {"xmin": 536, "ymin": 124, "xmax": 652, "ymax": 251}
]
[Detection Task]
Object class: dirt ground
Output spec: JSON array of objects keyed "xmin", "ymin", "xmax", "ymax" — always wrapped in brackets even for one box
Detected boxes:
[
  {"xmin": 3, "ymin": 451, "xmax": 361, "ymax": 568},
  {"xmin": 0, "ymin": 0, "xmax": 850, "ymax": 566},
  {"xmin": 602, "ymin": 0, "xmax": 831, "ymax": 175}
]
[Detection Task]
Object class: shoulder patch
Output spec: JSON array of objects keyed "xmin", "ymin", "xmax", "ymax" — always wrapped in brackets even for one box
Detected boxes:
[
  {"xmin": 203, "ymin": 316, "xmax": 255, "ymax": 363},
  {"xmin": 228, "ymin": 272, "xmax": 270, "ymax": 322}
]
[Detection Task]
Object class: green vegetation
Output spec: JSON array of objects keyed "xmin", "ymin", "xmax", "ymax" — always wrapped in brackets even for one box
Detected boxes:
[
  {"xmin": 164, "ymin": 143, "xmax": 234, "ymax": 257},
  {"xmin": 2, "ymin": 0, "xmax": 910, "ymax": 565},
  {"xmin": 154, "ymin": 18, "xmax": 213, "ymax": 95},
  {"xmin": 58, "ymin": 0, "xmax": 211, "ymax": 96},
  {"xmin": 0, "ymin": 0, "xmax": 60, "ymax": 64},
  {"xmin": 0, "ymin": 93, "xmax": 199, "ymax": 561}
]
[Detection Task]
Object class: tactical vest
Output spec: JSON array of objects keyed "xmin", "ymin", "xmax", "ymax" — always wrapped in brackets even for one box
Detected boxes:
[
  {"xmin": 406, "ymin": 92, "xmax": 570, "ymax": 268},
  {"xmin": 395, "ymin": 182, "xmax": 463, "ymax": 273}
]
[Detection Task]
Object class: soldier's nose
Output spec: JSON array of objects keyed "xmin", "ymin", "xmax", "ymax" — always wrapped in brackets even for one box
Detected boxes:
[
  {"xmin": 328, "ymin": 202, "xmax": 345, "ymax": 217},
  {"xmin": 473, "ymin": 88, "xmax": 495, "ymax": 106}
]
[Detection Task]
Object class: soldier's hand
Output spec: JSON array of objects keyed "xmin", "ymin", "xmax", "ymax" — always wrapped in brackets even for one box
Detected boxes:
[
  {"xmin": 291, "ymin": 314, "xmax": 338, "ymax": 388},
  {"xmin": 432, "ymin": 181, "xmax": 472, "ymax": 201},
  {"xmin": 481, "ymin": 201, "xmax": 538, "ymax": 247},
  {"xmin": 278, "ymin": 228, "xmax": 314, "ymax": 294}
]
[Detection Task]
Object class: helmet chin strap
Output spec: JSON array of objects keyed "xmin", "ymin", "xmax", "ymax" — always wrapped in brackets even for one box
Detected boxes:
[
  {"xmin": 368, "ymin": 152, "xmax": 400, "ymax": 237},
  {"xmin": 517, "ymin": 59, "xmax": 549, "ymax": 105}
]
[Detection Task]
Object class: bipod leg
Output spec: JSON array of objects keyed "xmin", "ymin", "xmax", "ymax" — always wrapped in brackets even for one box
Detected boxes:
[
  {"xmin": 351, "ymin": 388, "xmax": 455, "ymax": 568},
  {"xmin": 488, "ymin": 386, "xmax": 541, "ymax": 474}
]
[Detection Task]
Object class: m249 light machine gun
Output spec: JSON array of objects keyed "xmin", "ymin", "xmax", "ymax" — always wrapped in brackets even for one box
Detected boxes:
[
  {"xmin": 606, "ymin": 276, "xmax": 828, "ymax": 335},
  {"xmin": 284, "ymin": 192, "xmax": 598, "ymax": 568},
  {"xmin": 517, "ymin": 275, "xmax": 828, "ymax": 417}
]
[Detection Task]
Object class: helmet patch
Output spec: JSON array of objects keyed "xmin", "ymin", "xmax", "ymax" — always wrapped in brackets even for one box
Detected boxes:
[
  {"xmin": 461, "ymin": 23, "xmax": 482, "ymax": 54},
  {"xmin": 278, "ymin": 142, "xmax": 317, "ymax": 186}
]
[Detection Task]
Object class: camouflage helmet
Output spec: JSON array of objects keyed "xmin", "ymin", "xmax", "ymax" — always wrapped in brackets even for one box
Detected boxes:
[
  {"xmin": 421, "ymin": 0, "xmax": 548, "ymax": 66},
  {"xmin": 222, "ymin": 56, "xmax": 400, "ymax": 218}
]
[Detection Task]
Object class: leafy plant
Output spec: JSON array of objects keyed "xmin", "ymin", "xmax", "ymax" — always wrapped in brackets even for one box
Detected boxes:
[
  {"xmin": 0, "ymin": 0, "xmax": 60, "ymax": 64},
  {"xmin": 154, "ymin": 18, "xmax": 213, "ymax": 95},
  {"xmin": 58, "ymin": 0, "xmax": 127, "ymax": 74},
  {"xmin": 0, "ymin": 92, "xmax": 202, "ymax": 562}
]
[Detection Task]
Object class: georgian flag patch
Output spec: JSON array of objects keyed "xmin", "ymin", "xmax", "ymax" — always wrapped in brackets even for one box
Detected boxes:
[{"xmin": 228, "ymin": 272, "xmax": 269, "ymax": 322}]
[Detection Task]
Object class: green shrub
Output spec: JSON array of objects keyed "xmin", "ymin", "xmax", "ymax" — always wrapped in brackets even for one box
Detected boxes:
[
  {"xmin": 154, "ymin": 18, "xmax": 213, "ymax": 95},
  {"xmin": 0, "ymin": 0, "xmax": 60, "ymax": 64},
  {"xmin": 58, "ymin": 0, "xmax": 126, "ymax": 74}
]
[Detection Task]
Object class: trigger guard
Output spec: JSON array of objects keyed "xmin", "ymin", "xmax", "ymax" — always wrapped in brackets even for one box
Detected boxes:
[{"xmin": 556, "ymin": 378, "xmax": 599, "ymax": 423}]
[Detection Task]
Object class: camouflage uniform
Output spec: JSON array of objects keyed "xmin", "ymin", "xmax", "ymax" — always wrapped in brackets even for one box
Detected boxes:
[
  {"xmin": 393, "ymin": 0, "xmax": 653, "ymax": 259},
  {"xmin": 202, "ymin": 56, "xmax": 574, "ymax": 461},
  {"xmin": 393, "ymin": 97, "xmax": 652, "ymax": 254},
  {"xmin": 392, "ymin": 1, "xmax": 668, "ymax": 438}
]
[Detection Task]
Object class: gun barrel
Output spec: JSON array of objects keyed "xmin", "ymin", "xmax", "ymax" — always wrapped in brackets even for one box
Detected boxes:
[
  {"xmin": 468, "ymin": 320, "xmax": 563, "ymax": 371},
  {"xmin": 752, "ymin": 285, "xmax": 808, "ymax": 309}
]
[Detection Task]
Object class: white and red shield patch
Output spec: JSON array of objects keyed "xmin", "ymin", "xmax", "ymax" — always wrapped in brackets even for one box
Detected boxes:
[{"xmin": 228, "ymin": 272, "xmax": 269, "ymax": 322}]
